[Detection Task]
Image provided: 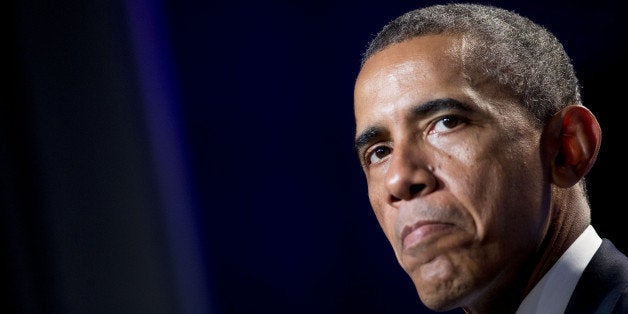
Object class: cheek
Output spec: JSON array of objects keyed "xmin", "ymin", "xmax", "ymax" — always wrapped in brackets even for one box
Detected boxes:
[
  {"xmin": 431, "ymin": 138, "xmax": 484, "ymax": 194},
  {"xmin": 431, "ymin": 136, "xmax": 515, "ymax": 218},
  {"xmin": 367, "ymin": 179, "xmax": 398, "ymax": 243},
  {"xmin": 430, "ymin": 133, "xmax": 481, "ymax": 167},
  {"xmin": 439, "ymin": 136, "xmax": 546, "ymax": 239}
]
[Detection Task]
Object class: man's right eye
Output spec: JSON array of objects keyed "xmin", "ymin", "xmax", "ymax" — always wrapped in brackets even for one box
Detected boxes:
[{"xmin": 367, "ymin": 146, "xmax": 392, "ymax": 165}]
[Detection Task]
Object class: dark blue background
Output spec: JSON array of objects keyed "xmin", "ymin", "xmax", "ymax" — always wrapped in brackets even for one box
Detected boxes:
[{"xmin": 3, "ymin": 0, "xmax": 627, "ymax": 313}]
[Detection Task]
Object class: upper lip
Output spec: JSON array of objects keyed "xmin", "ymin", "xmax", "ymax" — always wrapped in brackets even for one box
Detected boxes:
[
  {"xmin": 400, "ymin": 220, "xmax": 452, "ymax": 244},
  {"xmin": 400, "ymin": 220, "xmax": 431, "ymax": 242}
]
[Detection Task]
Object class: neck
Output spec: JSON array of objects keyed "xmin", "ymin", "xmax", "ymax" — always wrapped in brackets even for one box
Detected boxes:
[
  {"xmin": 463, "ymin": 185, "xmax": 591, "ymax": 314},
  {"xmin": 524, "ymin": 185, "xmax": 590, "ymax": 295}
]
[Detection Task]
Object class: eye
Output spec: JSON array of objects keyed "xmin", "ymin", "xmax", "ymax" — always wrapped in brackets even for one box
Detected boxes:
[
  {"xmin": 430, "ymin": 115, "xmax": 465, "ymax": 134},
  {"xmin": 366, "ymin": 145, "xmax": 392, "ymax": 165}
]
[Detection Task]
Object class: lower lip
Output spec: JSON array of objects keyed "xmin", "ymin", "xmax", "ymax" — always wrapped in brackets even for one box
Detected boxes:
[{"xmin": 403, "ymin": 223, "xmax": 455, "ymax": 250}]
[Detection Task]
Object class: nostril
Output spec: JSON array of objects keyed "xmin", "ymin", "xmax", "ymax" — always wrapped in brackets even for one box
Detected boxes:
[
  {"xmin": 390, "ymin": 184, "xmax": 427, "ymax": 203},
  {"xmin": 409, "ymin": 184, "xmax": 425, "ymax": 196},
  {"xmin": 390, "ymin": 194, "xmax": 401, "ymax": 203}
]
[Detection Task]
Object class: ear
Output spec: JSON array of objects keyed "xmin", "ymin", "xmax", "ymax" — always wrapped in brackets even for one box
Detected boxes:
[{"xmin": 546, "ymin": 105, "xmax": 602, "ymax": 188}]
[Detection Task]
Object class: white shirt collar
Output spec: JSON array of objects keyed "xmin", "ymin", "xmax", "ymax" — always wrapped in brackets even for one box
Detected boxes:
[{"xmin": 515, "ymin": 225, "xmax": 602, "ymax": 314}]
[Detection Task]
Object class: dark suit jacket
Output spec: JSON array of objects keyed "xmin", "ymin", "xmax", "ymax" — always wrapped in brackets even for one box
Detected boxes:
[{"xmin": 565, "ymin": 239, "xmax": 628, "ymax": 313}]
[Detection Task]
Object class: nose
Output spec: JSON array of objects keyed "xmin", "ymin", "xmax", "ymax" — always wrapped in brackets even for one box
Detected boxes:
[{"xmin": 385, "ymin": 143, "xmax": 436, "ymax": 203}]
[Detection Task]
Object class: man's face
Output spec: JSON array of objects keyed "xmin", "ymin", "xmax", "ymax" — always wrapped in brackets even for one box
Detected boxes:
[{"xmin": 353, "ymin": 35, "xmax": 551, "ymax": 310}]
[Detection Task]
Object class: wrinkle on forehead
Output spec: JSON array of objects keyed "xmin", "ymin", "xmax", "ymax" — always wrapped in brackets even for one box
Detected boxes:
[
  {"xmin": 358, "ymin": 60, "xmax": 429, "ymax": 104},
  {"xmin": 354, "ymin": 35, "xmax": 466, "ymax": 113}
]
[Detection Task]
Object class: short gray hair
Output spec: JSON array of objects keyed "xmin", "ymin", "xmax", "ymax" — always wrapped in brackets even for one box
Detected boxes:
[{"xmin": 361, "ymin": 3, "xmax": 581, "ymax": 127}]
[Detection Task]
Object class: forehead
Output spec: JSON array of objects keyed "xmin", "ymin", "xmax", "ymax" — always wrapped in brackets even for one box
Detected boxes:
[
  {"xmin": 358, "ymin": 34, "xmax": 462, "ymax": 82},
  {"xmin": 354, "ymin": 35, "xmax": 468, "ymax": 128},
  {"xmin": 353, "ymin": 34, "xmax": 534, "ymax": 137}
]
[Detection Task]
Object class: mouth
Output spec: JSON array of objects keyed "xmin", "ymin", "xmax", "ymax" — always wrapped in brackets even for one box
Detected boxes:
[{"xmin": 400, "ymin": 221, "xmax": 456, "ymax": 251}]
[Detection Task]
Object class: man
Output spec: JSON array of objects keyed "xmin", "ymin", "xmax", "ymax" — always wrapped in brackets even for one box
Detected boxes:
[{"xmin": 353, "ymin": 3, "xmax": 628, "ymax": 313}]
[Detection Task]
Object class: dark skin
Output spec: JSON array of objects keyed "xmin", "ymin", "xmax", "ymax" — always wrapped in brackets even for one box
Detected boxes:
[{"xmin": 353, "ymin": 34, "xmax": 601, "ymax": 313}]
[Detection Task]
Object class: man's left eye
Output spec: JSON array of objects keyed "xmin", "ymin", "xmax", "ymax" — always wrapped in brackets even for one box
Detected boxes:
[{"xmin": 431, "ymin": 116, "xmax": 464, "ymax": 133}]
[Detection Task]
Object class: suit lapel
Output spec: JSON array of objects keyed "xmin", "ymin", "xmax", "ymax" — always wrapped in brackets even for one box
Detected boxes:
[{"xmin": 565, "ymin": 239, "xmax": 628, "ymax": 313}]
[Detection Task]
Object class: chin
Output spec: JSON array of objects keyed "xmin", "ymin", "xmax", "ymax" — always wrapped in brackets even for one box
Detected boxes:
[
  {"xmin": 415, "ymin": 282, "xmax": 469, "ymax": 312},
  {"xmin": 407, "ymin": 255, "xmax": 471, "ymax": 311}
]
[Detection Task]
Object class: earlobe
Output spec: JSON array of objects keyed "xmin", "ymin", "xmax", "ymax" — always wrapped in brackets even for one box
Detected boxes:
[{"xmin": 549, "ymin": 105, "xmax": 602, "ymax": 187}]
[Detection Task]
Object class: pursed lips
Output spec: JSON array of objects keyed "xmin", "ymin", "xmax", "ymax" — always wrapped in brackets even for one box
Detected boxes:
[{"xmin": 400, "ymin": 220, "xmax": 456, "ymax": 250}]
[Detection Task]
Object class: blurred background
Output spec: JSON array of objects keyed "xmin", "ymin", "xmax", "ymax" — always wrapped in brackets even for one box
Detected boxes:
[{"xmin": 2, "ymin": 0, "xmax": 627, "ymax": 313}]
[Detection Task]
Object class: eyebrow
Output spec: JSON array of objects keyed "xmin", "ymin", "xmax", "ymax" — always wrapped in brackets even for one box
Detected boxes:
[
  {"xmin": 353, "ymin": 98, "xmax": 472, "ymax": 154},
  {"xmin": 353, "ymin": 126, "xmax": 384, "ymax": 155}
]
